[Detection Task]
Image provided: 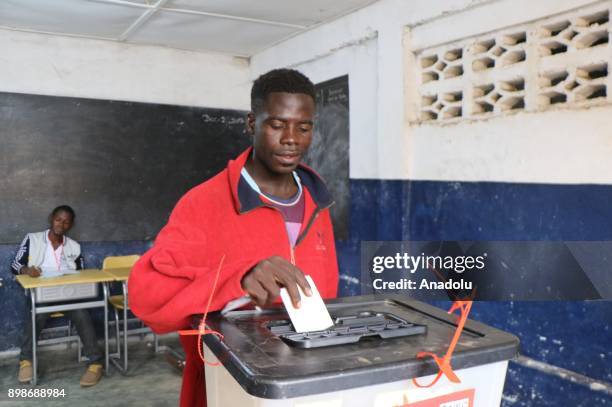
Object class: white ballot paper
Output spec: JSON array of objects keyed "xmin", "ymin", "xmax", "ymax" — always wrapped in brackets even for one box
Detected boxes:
[{"xmin": 280, "ymin": 275, "xmax": 334, "ymax": 333}]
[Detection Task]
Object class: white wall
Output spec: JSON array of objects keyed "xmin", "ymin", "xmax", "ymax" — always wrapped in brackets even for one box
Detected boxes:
[
  {"xmin": 408, "ymin": 106, "xmax": 612, "ymax": 184},
  {"xmin": 406, "ymin": 0, "xmax": 612, "ymax": 184},
  {"xmin": 250, "ymin": 0, "xmax": 610, "ymax": 183},
  {"xmin": 0, "ymin": 28, "xmax": 251, "ymax": 110}
]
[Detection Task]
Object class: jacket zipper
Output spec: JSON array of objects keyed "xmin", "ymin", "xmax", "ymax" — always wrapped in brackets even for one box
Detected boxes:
[
  {"xmin": 295, "ymin": 198, "xmax": 334, "ymax": 247},
  {"xmin": 290, "ymin": 245, "xmax": 296, "ymax": 266},
  {"xmin": 247, "ymin": 200, "xmax": 334, "ymax": 264}
]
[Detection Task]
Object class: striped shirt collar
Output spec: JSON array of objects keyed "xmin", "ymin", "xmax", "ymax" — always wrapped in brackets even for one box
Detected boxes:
[{"xmin": 240, "ymin": 168, "xmax": 303, "ymax": 206}]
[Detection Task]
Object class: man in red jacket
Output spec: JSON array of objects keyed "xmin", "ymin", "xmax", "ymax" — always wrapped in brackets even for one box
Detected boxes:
[{"xmin": 128, "ymin": 68, "xmax": 339, "ymax": 407}]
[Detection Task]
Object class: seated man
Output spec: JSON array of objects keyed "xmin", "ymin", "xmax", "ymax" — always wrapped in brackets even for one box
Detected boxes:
[
  {"xmin": 128, "ymin": 69, "xmax": 339, "ymax": 407},
  {"xmin": 11, "ymin": 205, "xmax": 103, "ymax": 387}
]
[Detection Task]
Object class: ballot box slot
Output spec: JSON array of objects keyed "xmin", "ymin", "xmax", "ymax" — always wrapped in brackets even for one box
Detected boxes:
[{"xmin": 267, "ymin": 311, "xmax": 427, "ymax": 348}]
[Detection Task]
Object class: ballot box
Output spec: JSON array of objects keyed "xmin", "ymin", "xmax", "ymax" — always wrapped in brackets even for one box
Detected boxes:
[{"xmin": 201, "ymin": 295, "xmax": 519, "ymax": 407}]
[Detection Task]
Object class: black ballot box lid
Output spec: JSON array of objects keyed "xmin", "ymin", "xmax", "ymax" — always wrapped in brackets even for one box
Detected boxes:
[{"xmin": 198, "ymin": 295, "xmax": 519, "ymax": 399}]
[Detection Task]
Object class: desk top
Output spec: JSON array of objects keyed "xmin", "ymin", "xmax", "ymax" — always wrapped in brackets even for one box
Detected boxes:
[
  {"xmin": 15, "ymin": 269, "xmax": 115, "ymax": 289},
  {"xmin": 103, "ymin": 267, "xmax": 132, "ymax": 281}
]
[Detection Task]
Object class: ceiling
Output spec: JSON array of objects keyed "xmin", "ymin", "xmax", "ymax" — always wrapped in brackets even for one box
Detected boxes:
[{"xmin": 0, "ymin": 0, "xmax": 378, "ymax": 57}]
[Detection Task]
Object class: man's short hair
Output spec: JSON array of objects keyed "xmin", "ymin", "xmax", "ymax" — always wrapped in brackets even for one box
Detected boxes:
[
  {"xmin": 51, "ymin": 205, "xmax": 76, "ymax": 221},
  {"xmin": 251, "ymin": 69, "xmax": 316, "ymax": 113}
]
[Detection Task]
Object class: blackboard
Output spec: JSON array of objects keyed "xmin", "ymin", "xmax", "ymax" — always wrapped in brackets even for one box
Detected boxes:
[
  {"xmin": 0, "ymin": 92, "xmax": 249, "ymax": 243},
  {"xmin": 306, "ymin": 75, "xmax": 349, "ymax": 240}
]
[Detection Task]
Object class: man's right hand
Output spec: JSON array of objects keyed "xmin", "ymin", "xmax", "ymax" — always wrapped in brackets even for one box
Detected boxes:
[
  {"xmin": 21, "ymin": 266, "xmax": 41, "ymax": 278},
  {"xmin": 241, "ymin": 256, "xmax": 312, "ymax": 308}
]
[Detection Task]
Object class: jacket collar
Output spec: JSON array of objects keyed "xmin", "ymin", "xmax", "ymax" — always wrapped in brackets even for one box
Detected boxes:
[{"xmin": 228, "ymin": 147, "xmax": 333, "ymax": 214}]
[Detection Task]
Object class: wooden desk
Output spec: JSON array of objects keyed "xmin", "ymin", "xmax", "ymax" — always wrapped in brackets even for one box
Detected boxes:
[
  {"xmin": 104, "ymin": 267, "xmax": 131, "ymax": 282},
  {"xmin": 15, "ymin": 269, "xmax": 115, "ymax": 385},
  {"xmin": 16, "ymin": 269, "xmax": 114, "ymax": 288}
]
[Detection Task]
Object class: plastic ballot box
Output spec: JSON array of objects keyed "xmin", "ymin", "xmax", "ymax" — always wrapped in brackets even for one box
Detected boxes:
[{"xmin": 200, "ymin": 295, "xmax": 519, "ymax": 407}]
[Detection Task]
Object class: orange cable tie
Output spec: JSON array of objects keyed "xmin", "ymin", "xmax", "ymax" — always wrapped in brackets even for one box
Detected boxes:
[
  {"xmin": 178, "ymin": 254, "xmax": 226, "ymax": 366},
  {"xmin": 412, "ymin": 299, "xmax": 472, "ymax": 388}
]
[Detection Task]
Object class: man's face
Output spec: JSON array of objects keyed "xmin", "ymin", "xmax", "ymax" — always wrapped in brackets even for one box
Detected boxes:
[
  {"xmin": 49, "ymin": 211, "xmax": 73, "ymax": 236},
  {"xmin": 248, "ymin": 92, "xmax": 315, "ymax": 175}
]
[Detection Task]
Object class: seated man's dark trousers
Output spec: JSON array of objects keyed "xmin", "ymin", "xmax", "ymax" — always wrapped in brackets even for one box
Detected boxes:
[{"xmin": 20, "ymin": 303, "xmax": 102, "ymax": 363}]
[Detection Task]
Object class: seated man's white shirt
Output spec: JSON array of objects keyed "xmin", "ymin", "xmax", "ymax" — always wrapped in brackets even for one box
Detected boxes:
[{"xmin": 40, "ymin": 230, "xmax": 75, "ymax": 275}]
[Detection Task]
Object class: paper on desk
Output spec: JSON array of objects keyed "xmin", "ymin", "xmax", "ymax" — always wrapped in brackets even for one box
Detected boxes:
[
  {"xmin": 280, "ymin": 275, "xmax": 334, "ymax": 333},
  {"xmin": 40, "ymin": 267, "xmax": 79, "ymax": 278}
]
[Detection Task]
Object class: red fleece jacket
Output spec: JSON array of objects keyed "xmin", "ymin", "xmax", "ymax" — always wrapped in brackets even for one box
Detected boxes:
[{"xmin": 128, "ymin": 148, "xmax": 339, "ymax": 407}]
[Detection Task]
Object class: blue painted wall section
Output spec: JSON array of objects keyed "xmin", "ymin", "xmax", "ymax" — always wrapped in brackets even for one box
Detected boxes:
[
  {"xmin": 502, "ymin": 363, "xmax": 612, "ymax": 407},
  {"xmin": 349, "ymin": 179, "xmax": 612, "ymax": 242},
  {"xmin": 406, "ymin": 181, "xmax": 612, "ymax": 241}
]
